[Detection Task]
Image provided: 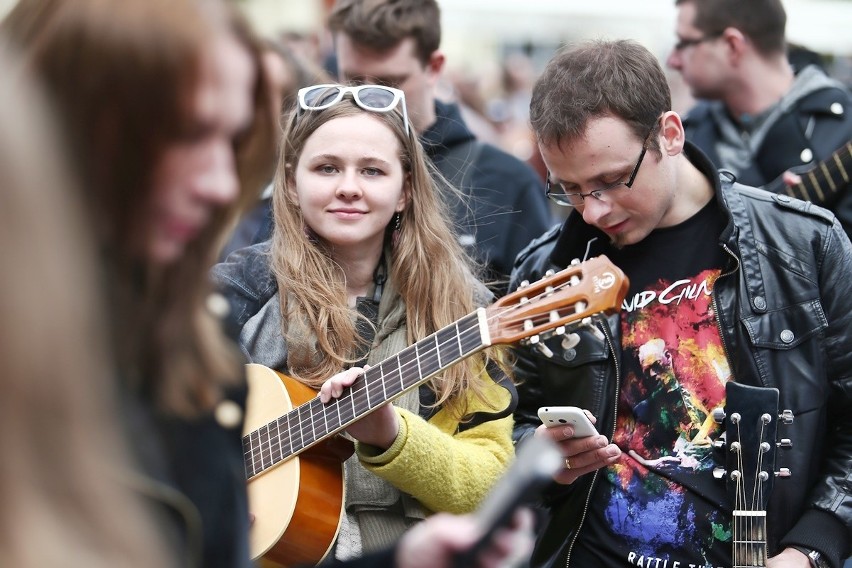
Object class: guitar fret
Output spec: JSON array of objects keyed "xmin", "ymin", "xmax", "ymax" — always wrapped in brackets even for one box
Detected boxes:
[
  {"xmin": 414, "ymin": 342, "xmax": 422, "ymax": 384},
  {"xmin": 836, "ymin": 148, "xmax": 850, "ymax": 182},
  {"xmin": 309, "ymin": 401, "xmax": 317, "ymax": 445},
  {"xmin": 396, "ymin": 348, "xmax": 417, "ymax": 392},
  {"xmin": 434, "ymin": 333, "xmax": 441, "ymax": 369},
  {"xmin": 243, "ymin": 432, "xmax": 256, "ymax": 478},
  {"xmin": 364, "ymin": 368, "xmax": 374, "ymax": 410},
  {"xmin": 260, "ymin": 425, "xmax": 272, "ymax": 469},
  {"xmin": 820, "ymin": 162, "xmax": 837, "ymax": 192},
  {"xmin": 807, "ymin": 170, "xmax": 825, "ymax": 201},
  {"xmin": 271, "ymin": 419, "xmax": 281, "ymax": 464}
]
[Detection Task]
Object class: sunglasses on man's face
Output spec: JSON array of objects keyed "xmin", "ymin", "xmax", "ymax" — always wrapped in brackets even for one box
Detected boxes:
[{"xmin": 297, "ymin": 84, "xmax": 410, "ymax": 134}]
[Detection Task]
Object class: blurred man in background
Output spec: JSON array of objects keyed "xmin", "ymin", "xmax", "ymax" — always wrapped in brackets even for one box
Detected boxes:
[
  {"xmin": 328, "ymin": 0, "xmax": 553, "ymax": 294},
  {"xmin": 667, "ymin": 0, "xmax": 852, "ymax": 237}
]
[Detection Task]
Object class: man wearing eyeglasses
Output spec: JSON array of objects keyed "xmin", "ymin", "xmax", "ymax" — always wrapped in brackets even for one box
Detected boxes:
[
  {"xmin": 667, "ymin": 0, "xmax": 852, "ymax": 239},
  {"xmin": 510, "ymin": 39, "xmax": 852, "ymax": 568},
  {"xmin": 327, "ymin": 0, "xmax": 553, "ymax": 294}
]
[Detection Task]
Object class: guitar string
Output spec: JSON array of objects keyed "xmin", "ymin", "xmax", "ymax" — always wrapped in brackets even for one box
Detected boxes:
[{"xmin": 244, "ymin": 274, "xmax": 587, "ymax": 471}]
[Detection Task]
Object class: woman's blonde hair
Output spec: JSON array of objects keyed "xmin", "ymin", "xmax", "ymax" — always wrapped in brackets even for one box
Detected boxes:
[
  {"xmin": 0, "ymin": 42, "xmax": 168, "ymax": 567},
  {"xmin": 271, "ymin": 94, "xmax": 502, "ymax": 415},
  {"xmin": 4, "ymin": 0, "xmax": 277, "ymax": 416}
]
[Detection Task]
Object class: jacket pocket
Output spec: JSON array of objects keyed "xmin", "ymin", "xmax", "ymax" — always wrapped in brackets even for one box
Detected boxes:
[
  {"xmin": 741, "ymin": 299, "xmax": 826, "ymax": 349},
  {"xmin": 533, "ymin": 326, "xmax": 611, "ymax": 368}
]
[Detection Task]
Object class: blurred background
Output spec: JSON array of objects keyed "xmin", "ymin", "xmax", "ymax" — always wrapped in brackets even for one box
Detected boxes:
[
  {"xmin": 2, "ymin": 0, "xmax": 849, "ymax": 166},
  {"xmin": 226, "ymin": 0, "xmax": 852, "ymax": 165}
]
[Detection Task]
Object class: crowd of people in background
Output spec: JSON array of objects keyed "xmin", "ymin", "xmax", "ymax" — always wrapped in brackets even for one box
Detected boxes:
[{"xmin": 0, "ymin": 0, "xmax": 850, "ymax": 566}]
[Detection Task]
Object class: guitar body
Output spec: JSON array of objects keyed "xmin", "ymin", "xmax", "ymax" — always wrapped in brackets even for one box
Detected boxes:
[{"xmin": 244, "ymin": 364, "xmax": 345, "ymax": 567}]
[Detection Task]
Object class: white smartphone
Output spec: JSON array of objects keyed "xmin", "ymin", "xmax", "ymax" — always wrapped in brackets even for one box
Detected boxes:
[{"xmin": 537, "ymin": 406, "xmax": 599, "ymax": 437}]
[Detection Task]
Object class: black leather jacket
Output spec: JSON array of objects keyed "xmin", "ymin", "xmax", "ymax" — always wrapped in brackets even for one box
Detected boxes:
[
  {"xmin": 510, "ymin": 145, "xmax": 852, "ymax": 568},
  {"xmin": 684, "ymin": 65, "xmax": 852, "ymax": 238}
]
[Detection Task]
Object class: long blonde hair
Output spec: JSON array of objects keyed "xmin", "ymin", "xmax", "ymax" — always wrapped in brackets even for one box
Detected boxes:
[
  {"xmin": 0, "ymin": 43, "xmax": 169, "ymax": 567},
  {"xmin": 4, "ymin": 0, "xmax": 276, "ymax": 416},
  {"xmin": 271, "ymin": 95, "xmax": 502, "ymax": 414}
]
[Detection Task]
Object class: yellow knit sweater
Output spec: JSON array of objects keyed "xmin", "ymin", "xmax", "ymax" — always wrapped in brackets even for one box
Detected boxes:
[{"xmin": 355, "ymin": 374, "xmax": 515, "ymax": 514}]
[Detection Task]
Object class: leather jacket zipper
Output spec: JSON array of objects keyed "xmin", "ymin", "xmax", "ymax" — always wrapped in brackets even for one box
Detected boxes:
[
  {"xmin": 711, "ymin": 243, "xmax": 751, "ymax": 386},
  {"xmin": 564, "ymin": 315, "xmax": 621, "ymax": 568}
]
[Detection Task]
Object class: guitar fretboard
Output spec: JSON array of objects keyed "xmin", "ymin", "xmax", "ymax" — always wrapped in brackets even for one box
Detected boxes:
[
  {"xmin": 242, "ymin": 311, "xmax": 486, "ymax": 479},
  {"xmin": 732, "ymin": 510, "xmax": 767, "ymax": 568},
  {"xmin": 786, "ymin": 141, "xmax": 852, "ymax": 205}
]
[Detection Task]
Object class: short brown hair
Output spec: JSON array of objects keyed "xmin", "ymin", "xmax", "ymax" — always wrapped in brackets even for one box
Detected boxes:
[
  {"xmin": 327, "ymin": 0, "xmax": 440, "ymax": 65},
  {"xmin": 676, "ymin": 0, "xmax": 786, "ymax": 56},
  {"xmin": 530, "ymin": 39, "xmax": 670, "ymax": 151}
]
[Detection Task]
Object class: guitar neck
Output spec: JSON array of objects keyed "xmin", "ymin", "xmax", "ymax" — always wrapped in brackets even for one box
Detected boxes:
[
  {"xmin": 243, "ymin": 310, "xmax": 488, "ymax": 478},
  {"xmin": 786, "ymin": 141, "xmax": 852, "ymax": 205},
  {"xmin": 732, "ymin": 507, "xmax": 768, "ymax": 567}
]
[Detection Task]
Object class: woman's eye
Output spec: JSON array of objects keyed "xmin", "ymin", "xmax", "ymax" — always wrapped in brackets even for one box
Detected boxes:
[
  {"xmin": 319, "ymin": 165, "xmax": 338, "ymax": 174},
  {"xmin": 363, "ymin": 167, "xmax": 382, "ymax": 176}
]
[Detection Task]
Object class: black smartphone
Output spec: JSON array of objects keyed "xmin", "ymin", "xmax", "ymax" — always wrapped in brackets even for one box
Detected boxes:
[{"xmin": 452, "ymin": 435, "xmax": 562, "ymax": 568}]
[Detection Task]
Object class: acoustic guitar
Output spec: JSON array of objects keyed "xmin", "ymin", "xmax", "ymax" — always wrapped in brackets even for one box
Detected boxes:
[
  {"xmin": 242, "ymin": 255, "xmax": 629, "ymax": 566},
  {"xmin": 712, "ymin": 381, "xmax": 793, "ymax": 566}
]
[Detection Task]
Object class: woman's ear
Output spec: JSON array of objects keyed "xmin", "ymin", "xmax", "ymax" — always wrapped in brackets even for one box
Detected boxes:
[
  {"xmin": 396, "ymin": 172, "xmax": 411, "ymax": 212},
  {"xmin": 284, "ymin": 164, "xmax": 299, "ymax": 205},
  {"xmin": 659, "ymin": 111, "xmax": 686, "ymax": 156}
]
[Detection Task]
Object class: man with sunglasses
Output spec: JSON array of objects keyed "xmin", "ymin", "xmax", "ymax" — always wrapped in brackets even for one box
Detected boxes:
[
  {"xmin": 667, "ymin": 0, "xmax": 852, "ymax": 238},
  {"xmin": 327, "ymin": 0, "xmax": 553, "ymax": 294},
  {"xmin": 510, "ymin": 39, "xmax": 852, "ymax": 568}
]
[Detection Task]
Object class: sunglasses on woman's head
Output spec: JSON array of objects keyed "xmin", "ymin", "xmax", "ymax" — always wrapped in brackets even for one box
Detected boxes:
[{"xmin": 297, "ymin": 84, "xmax": 410, "ymax": 134}]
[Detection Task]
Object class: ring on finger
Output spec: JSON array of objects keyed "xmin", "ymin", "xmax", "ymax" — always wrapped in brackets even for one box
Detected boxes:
[{"xmin": 564, "ymin": 457, "xmax": 571, "ymax": 470}]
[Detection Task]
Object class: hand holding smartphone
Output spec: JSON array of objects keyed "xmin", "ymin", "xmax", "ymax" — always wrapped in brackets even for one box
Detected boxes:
[
  {"xmin": 451, "ymin": 435, "xmax": 562, "ymax": 568},
  {"xmin": 537, "ymin": 406, "xmax": 598, "ymax": 437}
]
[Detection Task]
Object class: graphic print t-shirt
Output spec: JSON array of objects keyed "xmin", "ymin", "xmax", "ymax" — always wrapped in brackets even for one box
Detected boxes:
[{"xmin": 571, "ymin": 201, "xmax": 735, "ymax": 568}]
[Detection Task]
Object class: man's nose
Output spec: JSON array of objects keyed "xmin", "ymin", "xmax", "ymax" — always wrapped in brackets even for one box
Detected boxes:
[{"xmin": 580, "ymin": 196, "xmax": 611, "ymax": 227}]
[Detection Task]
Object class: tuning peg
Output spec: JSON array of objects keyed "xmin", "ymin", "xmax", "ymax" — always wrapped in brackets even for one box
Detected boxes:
[
  {"xmin": 778, "ymin": 438, "xmax": 792, "ymax": 449},
  {"xmin": 561, "ymin": 333, "xmax": 580, "ymax": 350},
  {"xmin": 527, "ymin": 335, "xmax": 540, "ymax": 345},
  {"xmin": 779, "ymin": 409, "xmax": 794, "ymax": 425},
  {"xmin": 776, "ymin": 468, "xmax": 791, "ymax": 478},
  {"xmin": 712, "ymin": 467, "xmax": 726, "ymax": 480},
  {"xmin": 535, "ymin": 342, "xmax": 554, "ymax": 358},
  {"xmin": 570, "ymin": 275, "xmax": 580, "ymax": 286},
  {"xmin": 570, "ymin": 258, "xmax": 581, "ymax": 266},
  {"xmin": 545, "ymin": 269, "xmax": 556, "ymax": 277},
  {"xmin": 712, "ymin": 407, "xmax": 726, "ymax": 424},
  {"xmin": 580, "ymin": 317, "xmax": 605, "ymax": 341},
  {"xmin": 713, "ymin": 431, "xmax": 727, "ymax": 450},
  {"xmin": 519, "ymin": 279, "xmax": 530, "ymax": 289},
  {"xmin": 575, "ymin": 301, "xmax": 588, "ymax": 314}
]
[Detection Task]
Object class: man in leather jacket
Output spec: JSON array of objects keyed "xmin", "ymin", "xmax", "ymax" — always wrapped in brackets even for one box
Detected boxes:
[
  {"xmin": 511, "ymin": 39, "xmax": 852, "ymax": 568},
  {"xmin": 667, "ymin": 0, "xmax": 852, "ymax": 238}
]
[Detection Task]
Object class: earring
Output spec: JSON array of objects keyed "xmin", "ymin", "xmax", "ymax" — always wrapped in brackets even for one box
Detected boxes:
[{"xmin": 391, "ymin": 212, "xmax": 402, "ymax": 248}]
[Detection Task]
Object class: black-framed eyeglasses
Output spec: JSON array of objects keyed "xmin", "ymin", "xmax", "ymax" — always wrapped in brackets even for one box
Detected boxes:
[
  {"xmin": 546, "ymin": 127, "xmax": 655, "ymax": 208},
  {"xmin": 673, "ymin": 32, "xmax": 723, "ymax": 52},
  {"xmin": 297, "ymin": 84, "xmax": 410, "ymax": 134}
]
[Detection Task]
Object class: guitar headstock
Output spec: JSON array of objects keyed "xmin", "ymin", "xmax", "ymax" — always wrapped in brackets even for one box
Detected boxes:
[
  {"xmin": 487, "ymin": 255, "xmax": 628, "ymax": 346},
  {"xmin": 712, "ymin": 382, "xmax": 793, "ymax": 565}
]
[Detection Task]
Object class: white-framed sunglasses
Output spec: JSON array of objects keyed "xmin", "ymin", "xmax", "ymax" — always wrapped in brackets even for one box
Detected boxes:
[{"xmin": 297, "ymin": 84, "xmax": 410, "ymax": 134}]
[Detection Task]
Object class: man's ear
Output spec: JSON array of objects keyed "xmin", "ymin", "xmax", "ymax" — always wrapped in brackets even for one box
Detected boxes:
[
  {"xmin": 425, "ymin": 50, "xmax": 445, "ymax": 85},
  {"xmin": 659, "ymin": 111, "xmax": 686, "ymax": 155},
  {"xmin": 721, "ymin": 26, "xmax": 749, "ymax": 65}
]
